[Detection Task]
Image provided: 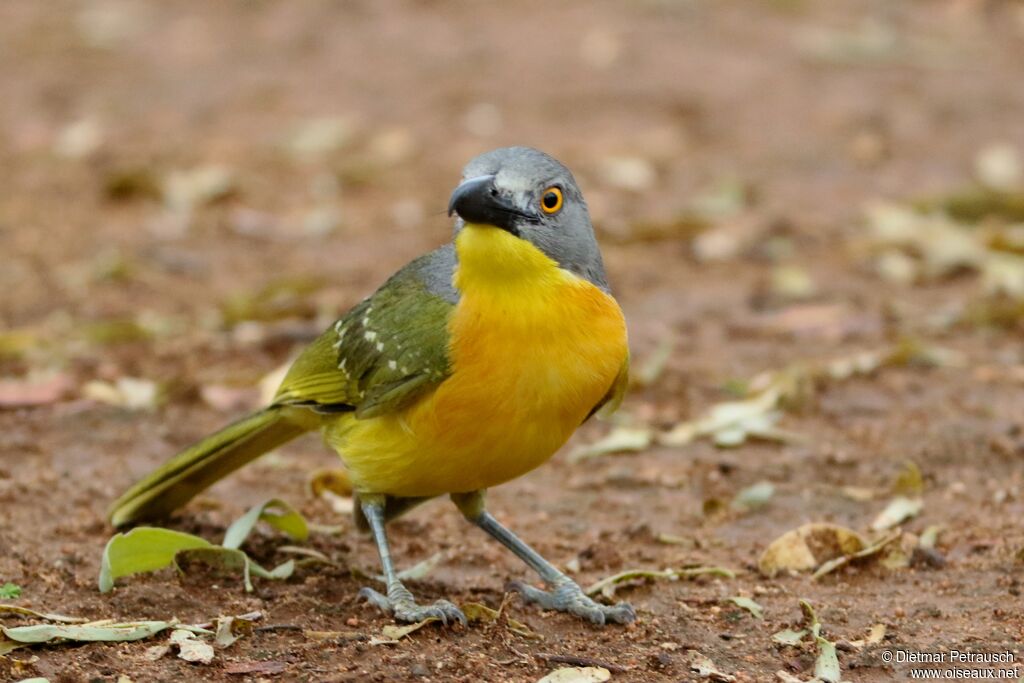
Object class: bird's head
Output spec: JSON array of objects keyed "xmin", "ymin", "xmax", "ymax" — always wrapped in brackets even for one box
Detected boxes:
[{"xmin": 448, "ymin": 146, "xmax": 609, "ymax": 291}]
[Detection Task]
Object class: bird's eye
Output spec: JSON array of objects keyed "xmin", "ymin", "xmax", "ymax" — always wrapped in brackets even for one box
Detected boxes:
[{"xmin": 540, "ymin": 187, "xmax": 563, "ymax": 215}]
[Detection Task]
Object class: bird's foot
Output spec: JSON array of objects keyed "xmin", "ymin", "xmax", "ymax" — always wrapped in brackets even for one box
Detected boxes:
[
  {"xmin": 359, "ymin": 584, "xmax": 467, "ymax": 626},
  {"xmin": 510, "ymin": 577, "xmax": 635, "ymax": 625}
]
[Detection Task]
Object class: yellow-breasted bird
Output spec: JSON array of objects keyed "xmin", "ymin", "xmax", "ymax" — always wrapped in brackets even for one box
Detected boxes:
[{"xmin": 109, "ymin": 147, "xmax": 633, "ymax": 626}]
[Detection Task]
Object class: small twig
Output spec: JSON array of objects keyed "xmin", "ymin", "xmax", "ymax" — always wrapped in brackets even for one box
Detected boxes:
[
  {"xmin": 191, "ymin": 611, "xmax": 264, "ymax": 630},
  {"xmin": 535, "ymin": 653, "xmax": 628, "ymax": 674},
  {"xmin": 254, "ymin": 624, "xmax": 304, "ymax": 633}
]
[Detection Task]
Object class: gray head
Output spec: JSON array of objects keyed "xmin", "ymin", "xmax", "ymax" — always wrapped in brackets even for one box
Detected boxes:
[{"xmin": 447, "ymin": 146, "xmax": 609, "ymax": 291}]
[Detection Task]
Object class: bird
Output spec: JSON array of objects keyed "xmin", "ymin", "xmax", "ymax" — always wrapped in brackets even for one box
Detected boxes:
[{"xmin": 109, "ymin": 146, "xmax": 634, "ymax": 627}]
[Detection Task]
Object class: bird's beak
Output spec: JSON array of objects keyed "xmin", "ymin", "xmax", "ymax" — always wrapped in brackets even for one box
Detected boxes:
[{"xmin": 447, "ymin": 175, "xmax": 530, "ymax": 235}]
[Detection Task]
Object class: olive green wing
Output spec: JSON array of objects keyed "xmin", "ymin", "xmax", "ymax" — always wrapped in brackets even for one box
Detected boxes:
[{"xmin": 273, "ymin": 246, "xmax": 457, "ymax": 418}]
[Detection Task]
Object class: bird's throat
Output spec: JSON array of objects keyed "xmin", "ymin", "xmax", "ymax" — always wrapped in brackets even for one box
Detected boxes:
[{"xmin": 453, "ymin": 224, "xmax": 565, "ymax": 296}]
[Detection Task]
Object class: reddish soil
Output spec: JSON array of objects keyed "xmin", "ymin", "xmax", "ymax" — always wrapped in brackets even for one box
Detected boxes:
[{"xmin": 2, "ymin": 1, "xmax": 1023, "ymax": 681}]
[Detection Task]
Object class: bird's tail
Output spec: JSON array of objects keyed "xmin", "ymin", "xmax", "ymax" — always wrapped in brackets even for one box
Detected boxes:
[{"xmin": 108, "ymin": 405, "xmax": 315, "ymax": 527}]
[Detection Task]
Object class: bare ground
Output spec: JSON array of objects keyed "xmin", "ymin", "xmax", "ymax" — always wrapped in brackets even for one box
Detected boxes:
[{"xmin": 1, "ymin": 1, "xmax": 1024, "ymax": 681}]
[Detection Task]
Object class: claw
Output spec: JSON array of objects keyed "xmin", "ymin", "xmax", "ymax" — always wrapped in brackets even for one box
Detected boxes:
[
  {"xmin": 509, "ymin": 579, "xmax": 635, "ymax": 625},
  {"xmin": 360, "ymin": 586, "xmax": 467, "ymax": 626}
]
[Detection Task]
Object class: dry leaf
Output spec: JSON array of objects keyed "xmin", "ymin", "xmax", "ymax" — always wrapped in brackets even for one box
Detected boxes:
[
  {"xmin": 537, "ymin": 667, "xmax": 611, "ymax": 683},
  {"xmin": 871, "ymin": 497, "xmax": 923, "ymax": 531},
  {"xmin": 568, "ymin": 426, "xmax": 653, "ymax": 462},
  {"xmin": 83, "ymin": 377, "xmax": 161, "ymax": 411},
  {"xmin": 170, "ymin": 629, "xmax": 214, "ymax": 664},
  {"xmin": 687, "ymin": 650, "xmax": 736, "ymax": 681},
  {"xmin": 759, "ymin": 523, "xmax": 866, "ymax": 577}
]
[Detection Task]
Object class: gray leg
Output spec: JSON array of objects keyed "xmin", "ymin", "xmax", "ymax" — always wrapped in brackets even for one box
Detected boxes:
[
  {"xmin": 358, "ymin": 494, "xmax": 466, "ymax": 626},
  {"xmin": 452, "ymin": 491, "xmax": 635, "ymax": 626}
]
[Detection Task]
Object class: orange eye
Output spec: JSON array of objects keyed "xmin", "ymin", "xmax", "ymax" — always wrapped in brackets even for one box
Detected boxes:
[{"xmin": 540, "ymin": 187, "xmax": 563, "ymax": 214}]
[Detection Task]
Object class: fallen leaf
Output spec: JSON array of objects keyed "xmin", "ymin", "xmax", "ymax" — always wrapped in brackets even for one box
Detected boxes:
[
  {"xmin": 839, "ymin": 486, "xmax": 878, "ymax": 502},
  {"xmin": 775, "ymin": 672, "xmax": 805, "ymax": 683},
  {"xmin": 975, "ymin": 143, "xmax": 1023, "ymax": 192},
  {"xmin": 462, "ymin": 601, "xmax": 540, "ymax": 639},
  {"xmin": 660, "ymin": 388, "xmax": 791, "ymax": 448},
  {"xmin": 170, "ymin": 629, "xmax": 214, "ymax": 664},
  {"xmin": 568, "ymin": 426, "xmax": 653, "ymax": 462},
  {"xmin": 176, "ymin": 547, "xmax": 294, "ymax": 592},
  {"xmin": 222, "ymin": 498, "xmax": 309, "ymax": 550},
  {"xmin": 731, "ymin": 482, "xmax": 775, "ymax": 512},
  {"xmin": 585, "ymin": 566, "xmax": 735, "ymax": 599},
  {"xmin": 687, "ymin": 650, "xmax": 736, "ymax": 681},
  {"xmin": 55, "ymin": 118, "xmax": 103, "ymax": 159},
  {"xmin": 395, "ymin": 553, "xmax": 443, "ymax": 582},
  {"xmin": 726, "ymin": 596, "xmax": 764, "ymax": 619},
  {"xmin": 143, "ymin": 644, "xmax": 170, "ymax": 660},
  {"xmin": 814, "ymin": 636, "xmax": 841, "ymax": 683},
  {"xmin": 378, "ymin": 617, "xmax": 438, "ymax": 642},
  {"xmin": 83, "ymin": 377, "xmax": 161, "ymax": 411},
  {"xmin": 771, "ymin": 628, "xmax": 808, "ymax": 646},
  {"xmin": 758, "ymin": 524, "xmax": 866, "ymax": 577},
  {"xmin": 2, "ymin": 620, "xmax": 173, "ymax": 645},
  {"xmin": 633, "ymin": 336, "xmax": 676, "ymax": 387},
  {"xmin": 892, "ymin": 461, "xmax": 924, "ymax": 495},
  {"xmin": 812, "ymin": 530, "xmax": 901, "ymax": 580},
  {"xmin": 537, "ymin": 666, "xmax": 611, "ymax": 683},
  {"xmin": 0, "ymin": 583, "xmax": 22, "ymax": 599},
  {"xmin": 849, "ymin": 623, "xmax": 887, "ymax": 649},
  {"xmin": 919, "ymin": 525, "xmax": 944, "ymax": 550},
  {"xmin": 770, "ymin": 265, "xmax": 817, "ymax": 300},
  {"xmin": 871, "ymin": 497, "xmax": 923, "ymax": 531},
  {"xmin": 164, "ymin": 166, "xmax": 236, "ymax": 214},
  {"xmin": 99, "ymin": 527, "xmax": 212, "ymax": 592}
]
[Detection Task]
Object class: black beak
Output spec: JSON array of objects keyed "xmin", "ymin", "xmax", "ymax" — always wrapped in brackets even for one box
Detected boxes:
[{"xmin": 447, "ymin": 175, "xmax": 533, "ymax": 235}]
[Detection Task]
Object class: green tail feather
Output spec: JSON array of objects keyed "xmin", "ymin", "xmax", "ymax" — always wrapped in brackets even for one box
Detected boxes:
[{"xmin": 108, "ymin": 406, "xmax": 313, "ymax": 527}]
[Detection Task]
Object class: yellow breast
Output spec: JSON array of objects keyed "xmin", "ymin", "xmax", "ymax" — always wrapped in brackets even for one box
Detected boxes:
[{"xmin": 326, "ymin": 226, "xmax": 627, "ymax": 497}]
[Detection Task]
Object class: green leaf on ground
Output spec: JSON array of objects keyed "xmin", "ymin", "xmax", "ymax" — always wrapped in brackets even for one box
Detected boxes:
[
  {"xmin": 726, "ymin": 596, "xmax": 764, "ymax": 619},
  {"xmin": 771, "ymin": 628, "xmax": 808, "ymax": 645},
  {"xmin": 175, "ymin": 547, "xmax": 294, "ymax": 593},
  {"xmin": 99, "ymin": 528, "xmax": 212, "ymax": 593},
  {"xmin": 814, "ymin": 636, "xmax": 841, "ymax": 682},
  {"xmin": 0, "ymin": 583, "xmax": 22, "ymax": 599},
  {"xmin": 223, "ymin": 498, "xmax": 309, "ymax": 550},
  {"xmin": 2, "ymin": 620, "xmax": 173, "ymax": 644}
]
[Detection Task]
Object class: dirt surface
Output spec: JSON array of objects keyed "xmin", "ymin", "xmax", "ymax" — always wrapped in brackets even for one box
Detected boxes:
[{"xmin": 2, "ymin": 1, "xmax": 1024, "ymax": 681}]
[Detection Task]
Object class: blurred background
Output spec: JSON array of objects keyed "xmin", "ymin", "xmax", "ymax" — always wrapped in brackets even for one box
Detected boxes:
[{"xmin": 2, "ymin": 1, "xmax": 1024, "ymax": 680}]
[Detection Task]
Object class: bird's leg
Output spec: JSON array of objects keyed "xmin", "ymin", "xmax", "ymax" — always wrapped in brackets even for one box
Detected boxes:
[
  {"xmin": 452, "ymin": 491, "xmax": 635, "ymax": 626},
  {"xmin": 358, "ymin": 494, "xmax": 466, "ymax": 626}
]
